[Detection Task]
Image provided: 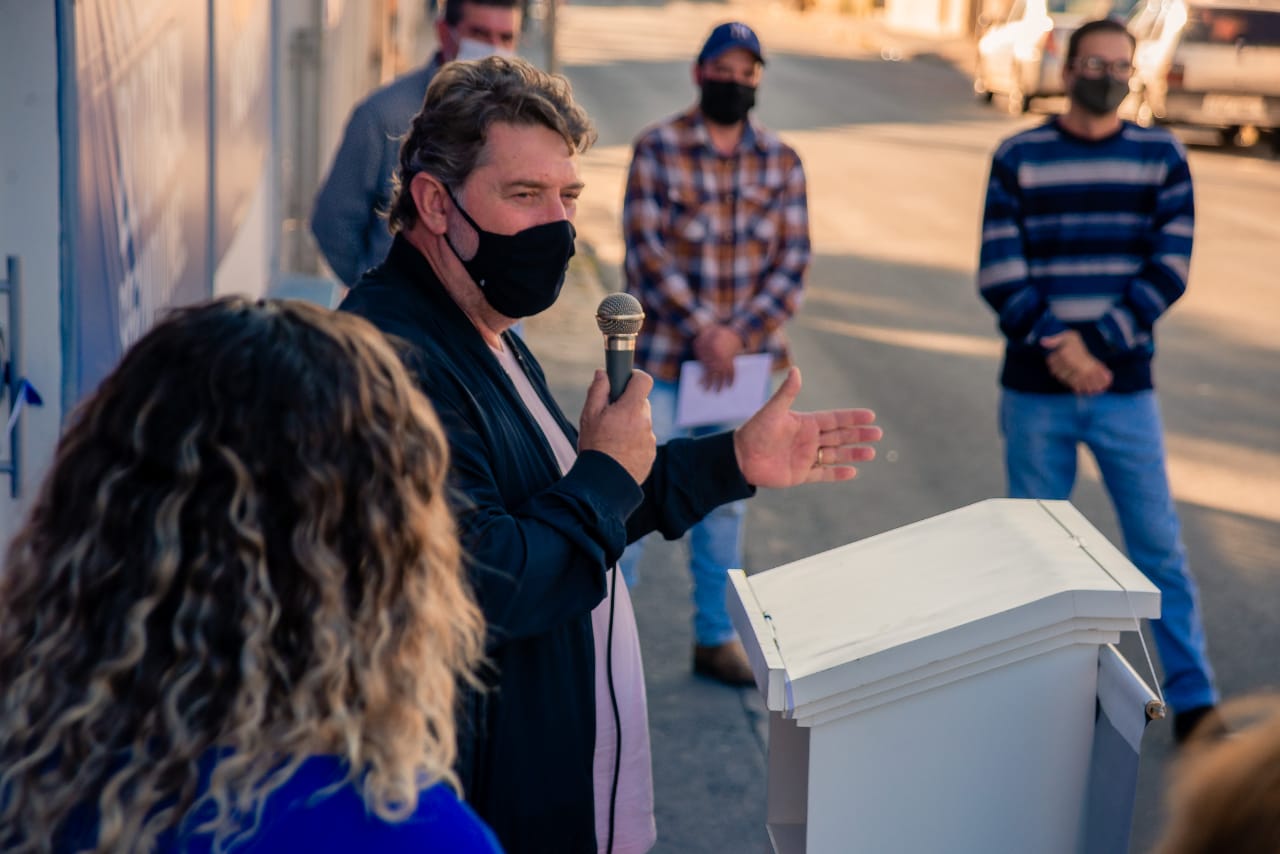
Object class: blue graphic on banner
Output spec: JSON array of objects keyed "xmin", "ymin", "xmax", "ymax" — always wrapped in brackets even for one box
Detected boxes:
[
  {"xmin": 213, "ymin": 0, "xmax": 270, "ymax": 262},
  {"xmin": 5, "ymin": 380, "xmax": 44, "ymax": 438},
  {"xmin": 72, "ymin": 0, "xmax": 210, "ymax": 399}
]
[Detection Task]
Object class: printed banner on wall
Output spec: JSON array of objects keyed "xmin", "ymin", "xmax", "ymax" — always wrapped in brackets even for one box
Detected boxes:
[
  {"xmin": 213, "ymin": 0, "xmax": 270, "ymax": 262},
  {"xmin": 72, "ymin": 0, "xmax": 210, "ymax": 398}
]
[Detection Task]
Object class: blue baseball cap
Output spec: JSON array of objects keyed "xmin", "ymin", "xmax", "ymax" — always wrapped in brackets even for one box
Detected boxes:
[{"xmin": 697, "ymin": 22, "xmax": 766, "ymax": 67}]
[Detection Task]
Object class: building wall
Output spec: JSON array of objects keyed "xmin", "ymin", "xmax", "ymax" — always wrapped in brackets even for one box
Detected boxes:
[
  {"xmin": 0, "ymin": 0, "xmax": 430, "ymax": 555},
  {"xmin": 277, "ymin": 0, "xmax": 436, "ymax": 279},
  {"xmin": 886, "ymin": 0, "xmax": 974, "ymax": 36},
  {"xmin": 214, "ymin": 178, "xmax": 273, "ymax": 297},
  {"xmin": 213, "ymin": 0, "xmax": 276, "ymax": 299},
  {"xmin": 0, "ymin": 0, "xmax": 64, "ymax": 543}
]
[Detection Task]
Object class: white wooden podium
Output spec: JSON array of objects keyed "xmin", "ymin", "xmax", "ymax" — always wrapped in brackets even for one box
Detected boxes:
[{"xmin": 727, "ymin": 499, "xmax": 1160, "ymax": 854}]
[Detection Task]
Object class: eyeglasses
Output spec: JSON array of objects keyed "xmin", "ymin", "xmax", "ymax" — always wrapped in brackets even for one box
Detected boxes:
[{"xmin": 1072, "ymin": 56, "xmax": 1135, "ymax": 78}]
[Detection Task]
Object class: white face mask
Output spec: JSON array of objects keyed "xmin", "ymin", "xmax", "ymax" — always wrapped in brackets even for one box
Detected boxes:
[{"xmin": 454, "ymin": 35, "xmax": 514, "ymax": 62}]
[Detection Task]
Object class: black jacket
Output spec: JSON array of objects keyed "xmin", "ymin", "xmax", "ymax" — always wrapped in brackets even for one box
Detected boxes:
[{"xmin": 340, "ymin": 237, "xmax": 754, "ymax": 853}]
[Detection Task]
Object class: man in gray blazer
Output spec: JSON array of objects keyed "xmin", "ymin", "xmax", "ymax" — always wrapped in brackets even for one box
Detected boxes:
[{"xmin": 311, "ymin": 0, "xmax": 521, "ymax": 287}]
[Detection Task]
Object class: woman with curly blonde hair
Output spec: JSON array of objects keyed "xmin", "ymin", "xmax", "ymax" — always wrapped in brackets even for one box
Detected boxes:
[
  {"xmin": 0, "ymin": 297, "xmax": 499, "ymax": 853},
  {"xmin": 1153, "ymin": 694, "xmax": 1280, "ymax": 854}
]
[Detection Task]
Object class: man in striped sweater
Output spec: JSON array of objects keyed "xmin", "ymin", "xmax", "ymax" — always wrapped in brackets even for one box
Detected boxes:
[{"xmin": 978, "ymin": 18, "xmax": 1221, "ymax": 744}]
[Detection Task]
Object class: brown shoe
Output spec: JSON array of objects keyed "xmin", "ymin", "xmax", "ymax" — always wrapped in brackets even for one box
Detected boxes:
[{"xmin": 693, "ymin": 640, "xmax": 755, "ymax": 687}]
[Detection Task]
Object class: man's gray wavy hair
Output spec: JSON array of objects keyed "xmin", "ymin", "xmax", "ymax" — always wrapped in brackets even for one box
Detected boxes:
[{"xmin": 388, "ymin": 55, "xmax": 597, "ymax": 234}]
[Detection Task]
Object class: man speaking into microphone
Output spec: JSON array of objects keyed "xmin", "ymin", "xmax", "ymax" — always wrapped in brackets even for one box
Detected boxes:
[{"xmin": 340, "ymin": 57, "xmax": 882, "ymax": 854}]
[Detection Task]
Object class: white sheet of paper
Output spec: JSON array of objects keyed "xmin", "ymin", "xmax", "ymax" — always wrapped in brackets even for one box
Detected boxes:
[{"xmin": 674, "ymin": 353, "xmax": 773, "ymax": 428}]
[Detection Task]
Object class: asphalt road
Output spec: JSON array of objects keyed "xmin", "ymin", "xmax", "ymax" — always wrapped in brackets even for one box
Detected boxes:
[{"xmin": 528, "ymin": 2, "xmax": 1280, "ymax": 850}]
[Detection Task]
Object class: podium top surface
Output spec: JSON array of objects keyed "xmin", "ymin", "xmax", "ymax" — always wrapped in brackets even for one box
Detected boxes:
[{"xmin": 734, "ymin": 500, "xmax": 1159, "ymax": 709}]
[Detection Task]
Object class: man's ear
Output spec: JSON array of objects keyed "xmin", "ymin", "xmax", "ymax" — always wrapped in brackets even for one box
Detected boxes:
[
  {"xmin": 692, "ymin": 61, "xmax": 704, "ymax": 87},
  {"xmin": 411, "ymin": 173, "xmax": 450, "ymax": 235}
]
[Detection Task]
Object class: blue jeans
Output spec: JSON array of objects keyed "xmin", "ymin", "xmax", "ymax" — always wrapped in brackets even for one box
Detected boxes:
[
  {"xmin": 999, "ymin": 389, "xmax": 1218, "ymax": 712},
  {"xmin": 618, "ymin": 379, "xmax": 745, "ymax": 647}
]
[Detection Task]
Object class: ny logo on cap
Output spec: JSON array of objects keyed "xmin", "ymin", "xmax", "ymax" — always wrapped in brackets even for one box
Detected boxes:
[{"xmin": 731, "ymin": 22, "xmax": 753, "ymax": 41}]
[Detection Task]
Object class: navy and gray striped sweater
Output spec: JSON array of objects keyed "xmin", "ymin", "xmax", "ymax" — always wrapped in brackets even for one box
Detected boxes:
[{"xmin": 978, "ymin": 118, "xmax": 1194, "ymax": 394}]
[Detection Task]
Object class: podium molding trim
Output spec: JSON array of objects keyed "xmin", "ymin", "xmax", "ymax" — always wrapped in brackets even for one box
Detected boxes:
[{"xmin": 792, "ymin": 623, "xmax": 1124, "ymax": 727}]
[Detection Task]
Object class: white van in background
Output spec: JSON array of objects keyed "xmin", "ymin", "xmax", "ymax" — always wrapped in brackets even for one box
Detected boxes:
[{"xmin": 1127, "ymin": 0, "xmax": 1280, "ymax": 151}]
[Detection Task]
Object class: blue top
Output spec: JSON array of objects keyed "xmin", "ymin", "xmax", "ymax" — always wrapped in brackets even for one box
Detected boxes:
[
  {"xmin": 164, "ymin": 756, "xmax": 502, "ymax": 852},
  {"xmin": 56, "ymin": 755, "xmax": 503, "ymax": 852},
  {"xmin": 978, "ymin": 118, "xmax": 1194, "ymax": 393}
]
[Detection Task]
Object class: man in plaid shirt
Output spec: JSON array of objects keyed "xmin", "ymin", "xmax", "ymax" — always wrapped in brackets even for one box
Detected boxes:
[{"xmin": 619, "ymin": 21, "xmax": 811, "ymax": 686}]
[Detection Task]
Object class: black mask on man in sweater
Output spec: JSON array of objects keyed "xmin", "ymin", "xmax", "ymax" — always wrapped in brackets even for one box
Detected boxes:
[{"xmin": 1071, "ymin": 74, "xmax": 1130, "ymax": 116}]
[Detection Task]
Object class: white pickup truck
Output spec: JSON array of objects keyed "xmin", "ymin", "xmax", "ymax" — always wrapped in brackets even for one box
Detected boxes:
[{"xmin": 1127, "ymin": 0, "xmax": 1280, "ymax": 151}]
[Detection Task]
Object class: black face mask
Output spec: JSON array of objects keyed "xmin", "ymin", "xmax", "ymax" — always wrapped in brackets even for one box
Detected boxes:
[
  {"xmin": 444, "ymin": 189, "xmax": 576, "ymax": 319},
  {"xmin": 1071, "ymin": 75, "xmax": 1130, "ymax": 116},
  {"xmin": 699, "ymin": 79, "xmax": 756, "ymax": 126}
]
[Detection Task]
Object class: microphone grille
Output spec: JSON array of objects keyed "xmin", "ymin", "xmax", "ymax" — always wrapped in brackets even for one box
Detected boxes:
[{"xmin": 595, "ymin": 292, "xmax": 645, "ymax": 336}]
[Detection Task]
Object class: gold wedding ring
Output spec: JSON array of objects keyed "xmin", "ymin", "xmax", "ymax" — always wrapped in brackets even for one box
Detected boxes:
[{"xmin": 816, "ymin": 447, "xmax": 826, "ymax": 466}]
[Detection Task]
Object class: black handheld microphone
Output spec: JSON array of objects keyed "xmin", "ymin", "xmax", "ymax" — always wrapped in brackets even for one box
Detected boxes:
[
  {"xmin": 595, "ymin": 292, "xmax": 643, "ymax": 854},
  {"xmin": 595, "ymin": 293, "xmax": 645, "ymax": 403}
]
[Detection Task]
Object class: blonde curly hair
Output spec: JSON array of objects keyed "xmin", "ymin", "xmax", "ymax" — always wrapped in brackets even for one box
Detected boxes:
[
  {"xmin": 0, "ymin": 297, "xmax": 484, "ymax": 852},
  {"xmin": 1154, "ymin": 694, "xmax": 1280, "ymax": 854}
]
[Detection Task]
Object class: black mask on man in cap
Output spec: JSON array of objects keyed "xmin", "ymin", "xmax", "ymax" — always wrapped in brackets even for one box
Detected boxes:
[{"xmin": 700, "ymin": 79, "xmax": 756, "ymax": 126}]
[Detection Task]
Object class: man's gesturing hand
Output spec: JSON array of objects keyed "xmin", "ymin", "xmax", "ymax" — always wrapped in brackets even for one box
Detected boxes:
[
  {"xmin": 578, "ymin": 368, "xmax": 657, "ymax": 485},
  {"xmin": 733, "ymin": 367, "xmax": 882, "ymax": 488}
]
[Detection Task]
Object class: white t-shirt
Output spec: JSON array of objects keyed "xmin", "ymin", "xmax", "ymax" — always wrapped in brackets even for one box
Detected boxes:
[{"xmin": 491, "ymin": 343, "xmax": 656, "ymax": 854}]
